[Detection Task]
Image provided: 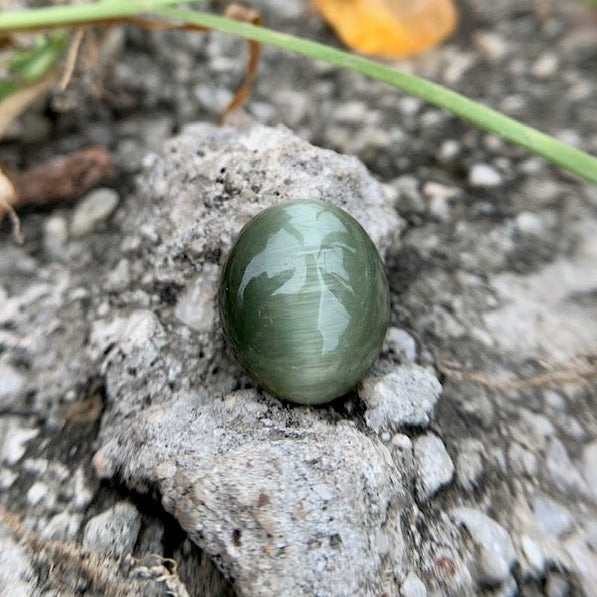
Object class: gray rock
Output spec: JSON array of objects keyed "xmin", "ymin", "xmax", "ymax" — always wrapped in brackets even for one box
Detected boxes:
[
  {"xmin": 413, "ymin": 434, "xmax": 454, "ymax": 501},
  {"xmin": 545, "ymin": 572, "xmax": 570, "ymax": 597},
  {"xmin": 360, "ymin": 365, "xmax": 442, "ymax": 432},
  {"xmin": 456, "ymin": 439, "xmax": 484, "ymax": 492},
  {"xmin": 451, "ymin": 507, "xmax": 516, "ymax": 585},
  {"xmin": 83, "ymin": 501, "xmax": 141, "ymax": 558},
  {"xmin": 401, "ymin": 571, "xmax": 427, "ymax": 597},
  {"xmin": 94, "ymin": 390, "xmax": 407, "ymax": 596},
  {"xmin": 71, "ymin": 188, "xmax": 119, "ymax": 237},
  {"xmin": 384, "ymin": 327, "xmax": 417, "ymax": 362},
  {"xmin": 0, "ymin": 362, "xmax": 26, "ymax": 409},
  {"xmin": 533, "ymin": 495, "xmax": 574, "ymax": 538},
  {"xmin": 0, "ymin": 419, "xmax": 38, "ymax": 465},
  {"xmin": 174, "ymin": 263, "xmax": 220, "ymax": 332},
  {"xmin": 484, "ymin": 218, "xmax": 597, "ymax": 358}
]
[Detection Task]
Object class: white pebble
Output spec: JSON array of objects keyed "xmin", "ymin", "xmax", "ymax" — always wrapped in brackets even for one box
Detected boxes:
[
  {"xmin": 43, "ymin": 215, "xmax": 68, "ymax": 255},
  {"xmin": 469, "ymin": 163, "xmax": 503, "ymax": 187},
  {"xmin": 533, "ymin": 494, "xmax": 574, "ymax": 537}
]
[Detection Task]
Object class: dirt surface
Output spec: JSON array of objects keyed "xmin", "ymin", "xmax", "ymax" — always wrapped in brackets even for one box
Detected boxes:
[{"xmin": 1, "ymin": 1, "xmax": 596, "ymax": 595}]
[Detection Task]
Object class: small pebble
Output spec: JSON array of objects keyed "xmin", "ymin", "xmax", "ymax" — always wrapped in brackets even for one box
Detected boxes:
[
  {"xmin": 545, "ymin": 572, "xmax": 570, "ymax": 597},
  {"xmin": 1, "ymin": 424, "xmax": 38, "ymax": 465},
  {"xmin": 71, "ymin": 188, "xmax": 119, "ymax": 237},
  {"xmin": 413, "ymin": 434, "xmax": 454, "ymax": 501},
  {"xmin": 83, "ymin": 501, "xmax": 141, "ymax": 558},
  {"xmin": 41, "ymin": 512, "xmax": 83, "ymax": 541},
  {"xmin": 43, "ymin": 215, "xmax": 69, "ymax": 256},
  {"xmin": 174, "ymin": 264, "xmax": 220, "ymax": 332},
  {"xmin": 0, "ymin": 362, "xmax": 26, "ymax": 408},
  {"xmin": 26, "ymin": 481, "xmax": 48, "ymax": 506},
  {"xmin": 360, "ymin": 365, "xmax": 442, "ymax": 432},
  {"xmin": 531, "ymin": 53, "xmax": 559, "ymax": 79},
  {"xmin": 401, "ymin": 571, "xmax": 427, "ymax": 597},
  {"xmin": 469, "ymin": 163, "xmax": 503, "ymax": 187},
  {"xmin": 451, "ymin": 507, "xmax": 515, "ymax": 585},
  {"xmin": 384, "ymin": 327, "xmax": 417, "ymax": 362},
  {"xmin": 533, "ymin": 494, "xmax": 574, "ymax": 537},
  {"xmin": 520, "ymin": 534, "xmax": 545, "ymax": 575},
  {"xmin": 456, "ymin": 439, "xmax": 484, "ymax": 492}
]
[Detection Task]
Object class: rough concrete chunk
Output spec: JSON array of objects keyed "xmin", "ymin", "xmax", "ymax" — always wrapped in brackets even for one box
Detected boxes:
[
  {"xmin": 95, "ymin": 391, "xmax": 406, "ymax": 595},
  {"xmin": 91, "ymin": 123, "xmax": 406, "ymax": 595}
]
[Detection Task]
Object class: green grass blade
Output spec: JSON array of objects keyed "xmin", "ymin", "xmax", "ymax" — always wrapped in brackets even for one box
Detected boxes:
[
  {"xmin": 157, "ymin": 7, "xmax": 597, "ymax": 183},
  {"xmin": 9, "ymin": 33, "xmax": 68, "ymax": 82},
  {"xmin": 1, "ymin": 2, "xmax": 595, "ymax": 182},
  {"xmin": 0, "ymin": 0, "xmax": 189, "ymax": 30}
]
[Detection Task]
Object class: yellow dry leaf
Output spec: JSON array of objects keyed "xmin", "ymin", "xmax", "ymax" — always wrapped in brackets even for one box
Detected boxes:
[{"xmin": 314, "ymin": 0, "xmax": 457, "ymax": 58}]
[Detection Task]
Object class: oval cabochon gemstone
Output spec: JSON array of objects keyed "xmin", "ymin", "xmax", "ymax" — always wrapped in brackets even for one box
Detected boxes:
[{"xmin": 219, "ymin": 200, "xmax": 390, "ymax": 405}]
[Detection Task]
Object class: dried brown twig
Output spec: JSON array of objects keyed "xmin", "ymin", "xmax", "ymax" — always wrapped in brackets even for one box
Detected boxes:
[
  {"xmin": 0, "ymin": 506, "xmax": 190, "ymax": 596},
  {"xmin": 438, "ymin": 352, "xmax": 597, "ymax": 391}
]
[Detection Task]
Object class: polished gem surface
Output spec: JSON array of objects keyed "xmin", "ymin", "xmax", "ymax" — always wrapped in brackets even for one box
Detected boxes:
[{"xmin": 219, "ymin": 200, "xmax": 390, "ymax": 405}]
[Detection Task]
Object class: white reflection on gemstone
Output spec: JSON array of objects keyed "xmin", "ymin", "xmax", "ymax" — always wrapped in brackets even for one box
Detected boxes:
[{"xmin": 237, "ymin": 204, "xmax": 355, "ymax": 354}]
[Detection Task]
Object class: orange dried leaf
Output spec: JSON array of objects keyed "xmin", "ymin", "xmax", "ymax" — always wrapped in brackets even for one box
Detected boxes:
[{"xmin": 314, "ymin": 0, "xmax": 457, "ymax": 58}]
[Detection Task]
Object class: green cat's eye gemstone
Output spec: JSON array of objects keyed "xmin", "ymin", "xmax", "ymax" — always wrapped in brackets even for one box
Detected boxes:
[{"xmin": 219, "ymin": 200, "xmax": 390, "ymax": 405}]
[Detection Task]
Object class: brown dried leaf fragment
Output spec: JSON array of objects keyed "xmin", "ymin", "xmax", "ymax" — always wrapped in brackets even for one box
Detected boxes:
[
  {"xmin": 220, "ymin": 4, "xmax": 262, "ymax": 121},
  {"xmin": 15, "ymin": 145, "xmax": 113, "ymax": 207},
  {"xmin": 438, "ymin": 352, "xmax": 597, "ymax": 391}
]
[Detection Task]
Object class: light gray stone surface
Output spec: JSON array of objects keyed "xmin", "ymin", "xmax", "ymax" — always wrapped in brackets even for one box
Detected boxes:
[{"xmin": 95, "ymin": 390, "xmax": 407, "ymax": 595}]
